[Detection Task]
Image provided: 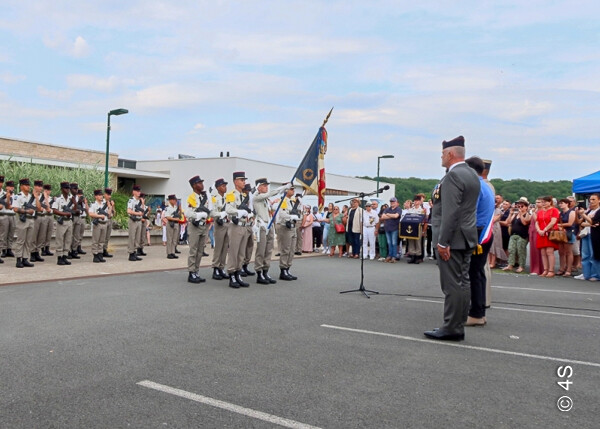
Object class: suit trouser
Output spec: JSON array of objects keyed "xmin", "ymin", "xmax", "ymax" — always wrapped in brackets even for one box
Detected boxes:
[
  {"xmin": 407, "ymin": 237, "xmax": 422, "ymax": 255},
  {"xmin": 362, "ymin": 227, "xmax": 376, "ymax": 258},
  {"xmin": 166, "ymin": 222, "xmax": 179, "ymax": 255},
  {"xmin": 187, "ymin": 222, "xmax": 208, "ymax": 272},
  {"xmin": 14, "ymin": 217, "xmax": 35, "ymax": 259},
  {"xmin": 276, "ymin": 224, "xmax": 296, "ymax": 269},
  {"xmin": 211, "ymin": 222, "xmax": 229, "ymax": 269},
  {"xmin": 0, "ymin": 215, "xmax": 16, "ymax": 250},
  {"xmin": 436, "ymin": 247, "xmax": 472, "ymax": 334},
  {"xmin": 295, "ymin": 223, "xmax": 303, "ymax": 253},
  {"xmin": 254, "ymin": 227, "xmax": 275, "ymax": 271},
  {"xmin": 227, "ymin": 224, "xmax": 248, "ymax": 274},
  {"xmin": 243, "ymin": 225, "xmax": 254, "ymax": 265},
  {"xmin": 312, "ymin": 226, "xmax": 323, "ymax": 248},
  {"xmin": 71, "ymin": 216, "xmax": 84, "ymax": 250},
  {"xmin": 55, "ymin": 220, "xmax": 73, "ymax": 257},
  {"xmin": 468, "ymin": 238, "xmax": 493, "ymax": 318},
  {"xmin": 91, "ymin": 222, "xmax": 107, "ymax": 254},
  {"xmin": 33, "ymin": 215, "xmax": 47, "ymax": 252},
  {"xmin": 42, "ymin": 215, "xmax": 53, "ymax": 249},
  {"xmin": 104, "ymin": 220, "xmax": 113, "ymax": 251},
  {"xmin": 128, "ymin": 219, "xmax": 142, "ymax": 253}
]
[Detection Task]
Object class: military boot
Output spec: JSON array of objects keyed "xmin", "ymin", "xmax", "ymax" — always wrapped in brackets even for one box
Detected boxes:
[
  {"xmin": 242, "ymin": 264, "xmax": 255, "ymax": 276},
  {"xmin": 235, "ymin": 271, "xmax": 249, "ymax": 287},
  {"xmin": 22, "ymin": 258, "xmax": 34, "ymax": 267},
  {"xmin": 77, "ymin": 245, "xmax": 86, "ymax": 255},
  {"xmin": 212, "ymin": 267, "xmax": 223, "ymax": 280},
  {"xmin": 263, "ymin": 270, "xmax": 277, "ymax": 284},
  {"xmin": 256, "ymin": 270, "xmax": 269, "ymax": 284}
]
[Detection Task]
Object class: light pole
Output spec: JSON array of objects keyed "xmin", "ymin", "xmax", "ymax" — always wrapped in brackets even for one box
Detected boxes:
[
  {"xmin": 105, "ymin": 108, "xmax": 129, "ymax": 189},
  {"xmin": 376, "ymin": 154, "xmax": 394, "ymax": 196}
]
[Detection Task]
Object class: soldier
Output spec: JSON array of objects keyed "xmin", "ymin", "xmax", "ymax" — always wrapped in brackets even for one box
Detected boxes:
[
  {"xmin": 30, "ymin": 180, "xmax": 46, "ymax": 262},
  {"xmin": 12, "ymin": 178, "xmax": 40, "ymax": 268},
  {"xmin": 102, "ymin": 188, "xmax": 115, "ymax": 258},
  {"xmin": 40, "ymin": 184, "xmax": 55, "ymax": 257},
  {"xmin": 52, "ymin": 182, "xmax": 75, "ymax": 265},
  {"xmin": 68, "ymin": 183, "xmax": 83, "ymax": 259},
  {"xmin": 137, "ymin": 192, "xmax": 150, "ymax": 255},
  {"xmin": 225, "ymin": 172, "xmax": 256, "ymax": 288},
  {"xmin": 127, "ymin": 185, "xmax": 144, "ymax": 261},
  {"xmin": 88, "ymin": 189, "xmax": 109, "ymax": 263},
  {"xmin": 240, "ymin": 183, "xmax": 256, "ymax": 277},
  {"xmin": 276, "ymin": 186, "xmax": 300, "ymax": 280},
  {"xmin": 77, "ymin": 188, "xmax": 88, "ymax": 255},
  {"xmin": 185, "ymin": 175, "xmax": 212, "ymax": 283},
  {"xmin": 0, "ymin": 175, "xmax": 4, "ymax": 264},
  {"xmin": 1, "ymin": 179, "xmax": 17, "ymax": 258},
  {"xmin": 210, "ymin": 178, "xmax": 230, "ymax": 280},
  {"xmin": 163, "ymin": 194, "xmax": 180, "ymax": 259},
  {"xmin": 253, "ymin": 178, "xmax": 292, "ymax": 284},
  {"xmin": 294, "ymin": 193, "xmax": 304, "ymax": 256}
]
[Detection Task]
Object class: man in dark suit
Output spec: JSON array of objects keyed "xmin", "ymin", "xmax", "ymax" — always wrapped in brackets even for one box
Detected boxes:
[{"xmin": 425, "ymin": 136, "xmax": 480, "ymax": 341}]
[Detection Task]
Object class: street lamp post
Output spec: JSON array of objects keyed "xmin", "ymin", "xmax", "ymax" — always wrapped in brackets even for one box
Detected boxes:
[
  {"xmin": 105, "ymin": 108, "xmax": 129, "ymax": 189},
  {"xmin": 376, "ymin": 154, "xmax": 394, "ymax": 196}
]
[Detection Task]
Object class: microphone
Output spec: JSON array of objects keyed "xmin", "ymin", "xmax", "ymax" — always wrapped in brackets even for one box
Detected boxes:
[{"xmin": 378, "ymin": 185, "xmax": 390, "ymax": 193}]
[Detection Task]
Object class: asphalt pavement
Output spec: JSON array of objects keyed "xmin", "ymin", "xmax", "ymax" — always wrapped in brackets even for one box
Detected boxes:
[{"xmin": 1, "ymin": 254, "xmax": 599, "ymax": 428}]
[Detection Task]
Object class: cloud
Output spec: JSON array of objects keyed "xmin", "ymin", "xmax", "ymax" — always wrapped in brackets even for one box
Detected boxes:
[
  {"xmin": 0, "ymin": 72, "xmax": 25, "ymax": 84},
  {"xmin": 42, "ymin": 34, "xmax": 90, "ymax": 58},
  {"xmin": 66, "ymin": 74, "xmax": 133, "ymax": 92}
]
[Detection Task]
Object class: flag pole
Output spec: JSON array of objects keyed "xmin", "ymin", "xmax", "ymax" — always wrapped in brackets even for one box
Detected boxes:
[{"xmin": 267, "ymin": 108, "xmax": 333, "ymax": 230}]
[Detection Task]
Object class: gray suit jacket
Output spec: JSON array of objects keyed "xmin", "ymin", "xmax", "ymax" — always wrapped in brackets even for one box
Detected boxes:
[{"xmin": 431, "ymin": 162, "xmax": 480, "ymax": 250}]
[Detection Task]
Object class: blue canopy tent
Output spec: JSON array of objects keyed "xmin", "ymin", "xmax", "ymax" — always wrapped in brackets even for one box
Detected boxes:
[{"xmin": 573, "ymin": 170, "xmax": 600, "ymax": 194}]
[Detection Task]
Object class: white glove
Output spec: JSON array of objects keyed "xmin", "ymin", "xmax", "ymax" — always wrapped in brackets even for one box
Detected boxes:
[
  {"xmin": 219, "ymin": 211, "xmax": 227, "ymax": 219},
  {"xmin": 290, "ymin": 214, "xmax": 299, "ymax": 221},
  {"xmin": 196, "ymin": 212, "xmax": 208, "ymax": 221},
  {"xmin": 237, "ymin": 209, "xmax": 248, "ymax": 218}
]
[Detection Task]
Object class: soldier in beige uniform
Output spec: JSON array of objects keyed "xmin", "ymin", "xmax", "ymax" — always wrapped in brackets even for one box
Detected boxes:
[
  {"xmin": 294, "ymin": 193, "xmax": 304, "ymax": 256},
  {"xmin": 69, "ymin": 184, "xmax": 85, "ymax": 259},
  {"xmin": 253, "ymin": 178, "xmax": 292, "ymax": 284},
  {"xmin": 1, "ymin": 179, "xmax": 17, "ymax": 259},
  {"xmin": 0, "ymin": 175, "xmax": 5, "ymax": 264},
  {"xmin": 225, "ymin": 171, "xmax": 254, "ymax": 288},
  {"xmin": 276, "ymin": 186, "xmax": 300, "ymax": 280},
  {"xmin": 240, "ymin": 182, "xmax": 256, "ymax": 277},
  {"xmin": 30, "ymin": 180, "xmax": 47, "ymax": 262},
  {"xmin": 89, "ymin": 189, "xmax": 109, "ymax": 263},
  {"xmin": 40, "ymin": 184, "xmax": 55, "ymax": 257},
  {"xmin": 12, "ymin": 178, "xmax": 40, "ymax": 268},
  {"xmin": 137, "ymin": 193, "xmax": 149, "ymax": 255},
  {"xmin": 102, "ymin": 188, "xmax": 115, "ymax": 258},
  {"xmin": 185, "ymin": 175, "xmax": 213, "ymax": 283},
  {"xmin": 210, "ymin": 178, "xmax": 230, "ymax": 280},
  {"xmin": 52, "ymin": 182, "xmax": 75, "ymax": 265},
  {"xmin": 127, "ymin": 185, "xmax": 144, "ymax": 261},
  {"xmin": 163, "ymin": 194, "xmax": 180, "ymax": 259}
]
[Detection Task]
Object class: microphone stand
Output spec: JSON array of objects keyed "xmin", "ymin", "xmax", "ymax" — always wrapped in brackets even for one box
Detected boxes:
[{"xmin": 337, "ymin": 187, "xmax": 387, "ymax": 298}]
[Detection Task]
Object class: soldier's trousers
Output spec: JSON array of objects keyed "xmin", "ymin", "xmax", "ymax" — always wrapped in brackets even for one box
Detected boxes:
[
  {"xmin": 92, "ymin": 222, "xmax": 108, "ymax": 254},
  {"xmin": 243, "ymin": 225, "xmax": 254, "ymax": 265},
  {"xmin": 137, "ymin": 220, "xmax": 146, "ymax": 248},
  {"xmin": 254, "ymin": 227, "xmax": 274, "ymax": 271},
  {"xmin": 71, "ymin": 216, "xmax": 84, "ymax": 250},
  {"xmin": 33, "ymin": 215, "xmax": 46, "ymax": 252},
  {"xmin": 227, "ymin": 224, "xmax": 249, "ymax": 274},
  {"xmin": 166, "ymin": 222, "xmax": 179, "ymax": 255},
  {"xmin": 211, "ymin": 222, "xmax": 229, "ymax": 269},
  {"xmin": 104, "ymin": 220, "xmax": 113, "ymax": 251},
  {"xmin": 0, "ymin": 214, "xmax": 16, "ymax": 250},
  {"xmin": 187, "ymin": 222, "xmax": 207, "ymax": 272},
  {"xmin": 276, "ymin": 224, "xmax": 296, "ymax": 269},
  {"xmin": 14, "ymin": 217, "xmax": 35, "ymax": 259},
  {"xmin": 128, "ymin": 219, "xmax": 142, "ymax": 253},
  {"xmin": 55, "ymin": 220, "xmax": 73, "ymax": 257},
  {"xmin": 42, "ymin": 215, "xmax": 53, "ymax": 249},
  {"xmin": 294, "ymin": 223, "xmax": 303, "ymax": 254}
]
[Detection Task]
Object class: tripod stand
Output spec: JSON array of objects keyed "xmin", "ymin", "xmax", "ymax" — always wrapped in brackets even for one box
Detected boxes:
[{"xmin": 338, "ymin": 187, "xmax": 387, "ymax": 298}]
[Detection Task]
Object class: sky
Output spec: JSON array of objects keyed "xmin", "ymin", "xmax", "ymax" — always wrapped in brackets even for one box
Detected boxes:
[{"xmin": 1, "ymin": 1, "xmax": 599, "ymax": 182}]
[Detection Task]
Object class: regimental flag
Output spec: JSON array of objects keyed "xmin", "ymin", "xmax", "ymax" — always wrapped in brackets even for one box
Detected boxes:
[{"xmin": 293, "ymin": 119, "xmax": 329, "ymax": 211}]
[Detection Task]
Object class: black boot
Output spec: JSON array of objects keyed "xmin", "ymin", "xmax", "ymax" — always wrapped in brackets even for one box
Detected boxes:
[
  {"xmin": 219, "ymin": 268, "xmax": 230, "ymax": 279},
  {"xmin": 44, "ymin": 246, "xmax": 54, "ymax": 256},
  {"xmin": 57, "ymin": 256, "xmax": 66, "ymax": 266},
  {"xmin": 32, "ymin": 252, "xmax": 44, "ymax": 262},
  {"xmin": 1, "ymin": 249, "xmax": 6, "ymax": 258},
  {"xmin": 16, "ymin": 257, "xmax": 24, "ymax": 268},
  {"xmin": 77, "ymin": 245, "xmax": 86, "ymax": 255},
  {"xmin": 242, "ymin": 264, "xmax": 255, "ymax": 276},
  {"xmin": 175, "ymin": 247, "xmax": 181, "ymax": 254},
  {"xmin": 0, "ymin": 257, "xmax": 3, "ymax": 264},
  {"xmin": 98, "ymin": 253, "xmax": 106, "ymax": 262},
  {"xmin": 212, "ymin": 267, "xmax": 223, "ymax": 280},
  {"xmin": 188, "ymin": 272, "xmax": 202, "ymax": 284},
  {"xmin": 263, "ymin": 270, "xmax": 277, "ymax": 284},
  {"xmin": 137, "ymin": 247, "xmax": 147, "ymax": 256},
  {"xmin": 280, "ymin": 268, "xmax": 293, "ymax": 281},
  {"xmin": 62, "ymin": 255, "xmax": 71, "ymax": 265},
  {"xmin": 102, "ymin": 249, "xmax": 113, "ymax": 258},
  {"xmin": 41, "ymin": 247, "xmax": 49, "ymax": 256},
  {"xmin": 6, "ymin": 249, "xmax": 15, "ymax": 257},
  {"xmin": 93, "ymin": 254, "xmax": 102, "ymax": 263},
  {"xmin": 407, "ymin": 255, "xmax": 415, "ymax": 264},
  {"xmin": 236, "ymin": 271, "xmax": 249, "ymax": 287},
  {"xmin": 286, "ymin": 269, "xmax": 298, "ymax": 280},
  {"xmin": 129, "ymin": 253, "xmax": 138, "ymax": 261},
  {"xmin": 256, "ymin": 270, "xmax": 269, "ymax": 284},
  {"xmin": 22, "ymin": 258, "xmax": 34, "ymax": 268},
  {"xmin": 167, "ymin": 253, "xmax": 177, "ymax": 259},
  {"xmin": 70, "ymin": 250, "xmax": 80, "ymax": 259},
  {"xmin": 229, "ymin": 272, "xmax": 240, "ymax": 288}
]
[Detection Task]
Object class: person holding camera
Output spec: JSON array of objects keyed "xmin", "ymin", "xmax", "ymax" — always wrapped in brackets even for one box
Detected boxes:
[
  {"xmin": 575, "ymin": 193, "xmax": 600, "ymax": 281},
  {"xmin": 503, "ymin": 197, "xmax": 531, "ymax": 273}
]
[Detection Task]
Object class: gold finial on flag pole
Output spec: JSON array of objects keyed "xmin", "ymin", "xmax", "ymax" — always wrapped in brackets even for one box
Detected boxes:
[{"xmin": 322, "ymin": 107, "xmax": 334, "ymax": 127}]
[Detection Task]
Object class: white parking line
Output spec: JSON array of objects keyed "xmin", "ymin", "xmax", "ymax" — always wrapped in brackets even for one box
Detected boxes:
[
  {"xmin": 406, "ymin": 298, "xmax": 600, "ymax": 320},
  {"xmin": 321, "ymin": 324, "xmax": 600, "ymax": 369},
  {"xmin": 492, "ymin": 285, "xmax": 600, "ymax": 296},
  {"xmin": 137, "ymin": 380, "xmax": 322, "ymax": 429}
]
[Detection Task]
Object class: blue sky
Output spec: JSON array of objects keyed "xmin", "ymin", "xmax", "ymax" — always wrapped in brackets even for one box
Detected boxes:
[{"xmin": 1, "ymin": 1, "xmax": 599, "ymax": 181}]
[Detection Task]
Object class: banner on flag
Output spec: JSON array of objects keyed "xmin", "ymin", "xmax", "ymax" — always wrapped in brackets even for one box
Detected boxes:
[{"xmin": 293, "ymin": 126, "xmax": 327, "ymax": 210}]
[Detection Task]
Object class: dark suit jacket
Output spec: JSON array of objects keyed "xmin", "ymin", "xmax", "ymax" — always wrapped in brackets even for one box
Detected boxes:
[{"xmin": 431, "ymin": 162, "xmax": 480, "ymax": 250}]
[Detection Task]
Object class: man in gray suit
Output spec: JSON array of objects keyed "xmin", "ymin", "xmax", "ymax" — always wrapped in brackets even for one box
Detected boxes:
[{"xmin": 425, "ymin": 136, "xmax": 480, "ymax": 341}]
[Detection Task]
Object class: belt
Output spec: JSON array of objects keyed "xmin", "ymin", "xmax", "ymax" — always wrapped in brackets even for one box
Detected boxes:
[{"xmin": 364, "ymin": 226, "xmax": 375, "ymax": 228}]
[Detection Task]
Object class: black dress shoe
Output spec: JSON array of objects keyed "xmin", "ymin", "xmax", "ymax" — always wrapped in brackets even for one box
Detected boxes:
[
  {"xmin": 424, "ymin": 329, "xmax": 464, "ymax": 341},
  {"xmin": 294, "ymin": 251, "xmax": 302, "ymax": 255},
  {"xmin": 175, "ymin": 249, "xmax": 181, "ymax": 254},
  {"xmin": 167, "ymin": 254, "xmax": 177, "ymax": 259}
]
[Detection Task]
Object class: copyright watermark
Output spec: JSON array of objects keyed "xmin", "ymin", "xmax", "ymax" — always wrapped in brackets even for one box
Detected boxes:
[
  {"xmin": 556, "ymin": 395, "xmax": 573, "ymax": 412},
  {"xmin": 556, "ymin": 366, "xmax": 574, "ymax": 412}
]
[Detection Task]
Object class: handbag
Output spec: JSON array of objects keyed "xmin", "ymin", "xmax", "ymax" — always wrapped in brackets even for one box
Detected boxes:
[
  {"xmin": 549, "ymin": 229, "xmax": 567, "ymax": 243},
  {"xmin": 334, "ymin": 223, "xmax": 346, "ymax": 233}
]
